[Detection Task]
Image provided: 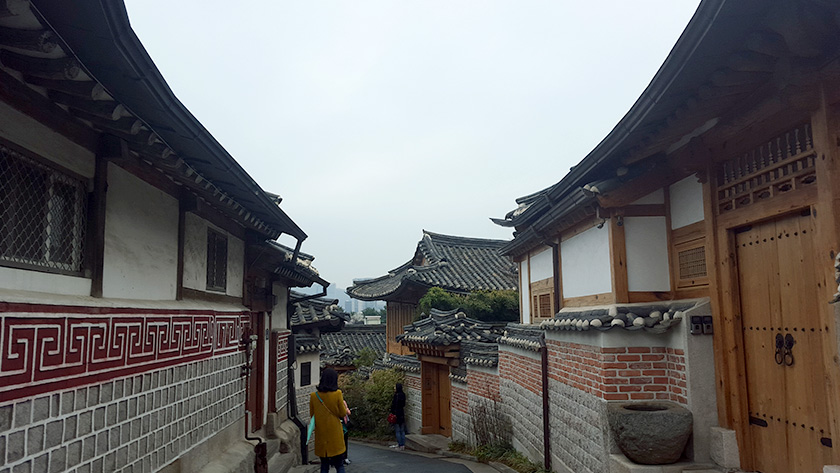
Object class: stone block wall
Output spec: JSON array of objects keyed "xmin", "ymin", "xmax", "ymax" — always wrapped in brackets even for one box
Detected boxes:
[
  {"xmin": 404, "ymin": 373, "xmax": 422, "ymax": 434},
  {"xmin": 295, "ymin": 386, "xmax": 315, "ymax": 420},
  {"xmin": 274, "ymin": 331, "xmax": 291, "ymax": 422},
  {"xmin": 547, "ymin": 378, "xmax": 609, "ymax": 473},
  {"xmin": 0, "ymin": 353, "xmax": 244, "ymax": 473},
  {"xmin": 498, "ymin": 346, "xmax": 544, "ymax": 463}
]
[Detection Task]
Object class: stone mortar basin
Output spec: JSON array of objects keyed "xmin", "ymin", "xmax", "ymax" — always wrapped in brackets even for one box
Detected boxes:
[{"xmin": 607, "ymin": 401, "xmax": 693, "ymax": 465}]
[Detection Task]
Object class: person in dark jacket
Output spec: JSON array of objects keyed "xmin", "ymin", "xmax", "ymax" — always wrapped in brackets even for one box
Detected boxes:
[{"xmin": 389, "ymin": 383, "xmax": 407, "ymax": 449}]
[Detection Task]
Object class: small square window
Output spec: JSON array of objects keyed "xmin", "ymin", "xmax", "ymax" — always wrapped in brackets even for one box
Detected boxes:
[
  {"xmin": 300, "ymin": 362, "xmax": 311, "ymax": 386},
  {"xmin": 206, "ymin": 228, "xmax": 227, "ymax": 292}
]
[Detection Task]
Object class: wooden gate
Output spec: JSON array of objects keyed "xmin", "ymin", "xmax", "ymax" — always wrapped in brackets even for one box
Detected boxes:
[
  {"xmin": 736, "ymin": 210, "xmax": 833, "ymax": 472},
  {"xmin": 421, "ymin": 362, "xmax": 452, "ymax": 436}
]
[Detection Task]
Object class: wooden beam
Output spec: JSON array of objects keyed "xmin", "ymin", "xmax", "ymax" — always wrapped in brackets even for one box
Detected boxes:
[
  {"xmin": 0, "ymin": 27, "xmax": 56, "ymax": 53},
  {"xmin": 726, "ymin": 51, "xmax": 778, "ymax": 73},
  {"xmin": 0, "ymin": 49, "xmax": 81, "ymax": 80},
  {"xmin": 24, "ymin": 76, "xmax": 109, "ymax": 100},
  {"xmin": 0, "ymin": 0, "xmax": 29, "ymax": 18},
  {"xmin": 89, "ymin": 135, "xmax": 123, "ymax": 297},
  {"xmin": 809, "ymin": 91, "xmax": 840, "ymax": 466},
  {"xmin": 50, "ymin": 91, "xmax": 127, "ymax": 121},
  {"xmin": 745, "ymin": 31, "xmax": 789, "ymax": 58},
  {"xmin": 609, "ymin": 211, "xmax": 629, "ymax": 303},
  {"xmin": 623, "ymin": 204, "xmax": 666, "ymax": 217},
  {"xmin": 562, "ymin": 292, "xmax": 614, "ymax": 308},
  {"xmin": 72, "ymin": 109, "xmax": 141, "ymax": 135}
]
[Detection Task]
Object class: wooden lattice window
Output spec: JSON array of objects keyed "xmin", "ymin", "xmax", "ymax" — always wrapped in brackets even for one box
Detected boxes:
[
  {"xmin": 530, "ymin": 278, "xmax": 554, "ymax": 319},
  {"xmin": 671, "ymin": 221, "xmax": 707, "ymax": 288},
  {"xmin": 716, "ymin": 123, "xmax": 816, "ymax": 215},
  {"xmin": 206, "ymin": 228, "xmax": 228, "ymax": 292}
]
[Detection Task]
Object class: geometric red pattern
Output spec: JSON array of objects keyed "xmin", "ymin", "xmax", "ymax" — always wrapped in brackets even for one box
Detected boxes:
[
  {"xmin": 0, "ymin": 304, "xmax": 250, "ymax": 403},
  {"xmin": 276, "ymin": 329, "xmax": 290, "ymax": 363}
]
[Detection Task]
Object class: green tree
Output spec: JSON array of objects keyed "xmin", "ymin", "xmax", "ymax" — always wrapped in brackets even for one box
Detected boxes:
[
  {"xmin": 353, "ymin": 347, "xmax": 378, "ymax": 367},
  {"xmin": 418, "ymin": 287, "xmax": 519, "ymax": 322},
  {"xmin": 378, "ymin": 307, "xmax": 387, "ymax": 324},
  {"xmin": 361, "ymin": 307, "xmax": 379, "ymax": 316}
]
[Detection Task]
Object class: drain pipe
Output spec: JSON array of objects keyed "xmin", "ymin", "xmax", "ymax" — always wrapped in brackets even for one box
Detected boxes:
[
  {"xmin": 540, "ymin": 332, "xmax": 551, "ymax": 472},
  {"xmin": 284, "ymin": 285, "xmax": 309, "ymax": 464}
]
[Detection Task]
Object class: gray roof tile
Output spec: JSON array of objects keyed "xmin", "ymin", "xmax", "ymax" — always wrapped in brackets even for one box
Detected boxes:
[
  {"xmin": 541, "ymin": 301, "xmax": 702, "ymax": 334},
  {"xmin": 347, "ymin": 231, "xmax": 517, "ymax": 301},
  {"xmin": 321, "ymin": 325, "xmax": 386, "ymax": 367},
  {"xmin": 397, "ymin": 309, "xmax": 503, "ymax": 346}
]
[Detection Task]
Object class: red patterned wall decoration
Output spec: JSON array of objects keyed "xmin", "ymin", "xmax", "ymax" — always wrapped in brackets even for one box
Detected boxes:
[
  {"xmin": 276, "ymin": 330, "xmax": 290, "ymax": 363},
  {"xmin": 0, "ymin": 303, "xmax": 250, "ymax": 403}
]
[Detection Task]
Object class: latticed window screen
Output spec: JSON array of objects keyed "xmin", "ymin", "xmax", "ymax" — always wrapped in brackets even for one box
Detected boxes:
[
  {"xmin": 206, "ymin": 228, "xmax": 227, "ymax": 291},
  {"xmin": 678, "ymin": 246, "xmax": 707, "ymax": 280},
  {"xmin": 0, "ymin": 144, "xmax": 87, "ymax": 274}
]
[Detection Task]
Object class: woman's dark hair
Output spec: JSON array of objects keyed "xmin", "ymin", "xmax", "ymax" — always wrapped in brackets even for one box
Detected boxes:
[
  {"xmin": 395, "ymin": 383, "xmax": 403, "ymax": 394},
  {"xmin": 317, "ymin": 368, "xmax": 339, "ymax": 392}
]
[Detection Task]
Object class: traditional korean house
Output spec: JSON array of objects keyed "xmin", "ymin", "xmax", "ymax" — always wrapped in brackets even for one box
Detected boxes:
[
  {"xmin": 346, "ymin": 230, "xmax": 518, "ymax": 356},
  {"xmin": 493, "ymin": 0, "xmax": 840, "ymax": 472},
  {"xmin": 0, "ymin": 1, "xmax": 328, "ymax": 472},
  {"xmin": 320, "ymin": 324, "xmax": 386, "ymax": 374}
]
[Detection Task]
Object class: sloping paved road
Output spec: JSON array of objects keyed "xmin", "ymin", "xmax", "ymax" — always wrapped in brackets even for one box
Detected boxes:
[{"xmin": 342, "ymin": 442, "xmax": 497, "ymax": 473}]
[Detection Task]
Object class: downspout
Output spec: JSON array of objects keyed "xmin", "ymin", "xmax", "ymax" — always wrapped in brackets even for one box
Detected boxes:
[
  {"xmin": 540, "ymin": 332, "xmax": 551, "ymax": 472},
  {"xmin": 286, "ymin": 290, "xmax": 309, "ymax": 464},
  {"xmin": 289, "ymin": 277, "xmax": 329, "ymax": 304}
]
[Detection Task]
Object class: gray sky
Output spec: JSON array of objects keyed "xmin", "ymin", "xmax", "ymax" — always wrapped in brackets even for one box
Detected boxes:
[{"xmin": 124, "ymin": 1, "xmax": 701, "ymax": 295}]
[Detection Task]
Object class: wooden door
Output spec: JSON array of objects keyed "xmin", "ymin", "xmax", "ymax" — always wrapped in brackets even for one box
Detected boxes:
[
  {"xmin": 421, "ymin": 361, "xmax": 440, "ymax": 434},
  {"xmin": 437, "ymin": 365, "xmax": 452, "ymax": 437},
  {"xmin": 736, "ymin": 210, "xmax": 833, "ymax": 472}
]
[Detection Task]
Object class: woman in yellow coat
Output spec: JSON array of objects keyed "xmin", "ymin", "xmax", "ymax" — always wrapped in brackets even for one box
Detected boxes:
[{"xmin": 310, "ymin": 368, "xmax": 347, "ymax": 473}]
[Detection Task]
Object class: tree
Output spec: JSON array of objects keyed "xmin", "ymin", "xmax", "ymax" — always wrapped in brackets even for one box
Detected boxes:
[
  {"xmin": 353, "ymin": 347, "xmax": 378, "ymax": 367},
  {"xmin": 418, "ymin": 287, "xmax": 519, "ymax": 322},
  {"xmin": 361, "ymin": 307, "xmax": 379, "ymax": 316}
]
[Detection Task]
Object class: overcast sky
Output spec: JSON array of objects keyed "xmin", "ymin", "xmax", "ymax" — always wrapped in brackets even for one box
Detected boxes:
[{"xmin": 124, "ymin": 0, "xmax": 701, "ymax": 295}]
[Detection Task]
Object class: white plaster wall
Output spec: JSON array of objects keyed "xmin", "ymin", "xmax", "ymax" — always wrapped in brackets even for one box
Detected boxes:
[
  {"xmin": 529, "ymin": 247, "xmax": 554, "ymax": 282},
  {"xmin": 561, "ymin": 226, "xmax": 611, "ymax": 298},
  {"xmin": 0, "ymin": 100, "xmax": 95, "ymax": 178},
  {"xmin": 670, "ymin": 175, "xmax": 705, "ymax": 229},
  {"xmin": 625, "ymin": 216, "xmax": 671, "ymax": 292},
  {"xmin": 0, "ymin": 266, "xmax": 91, "ymax": 296},
  {"xmin": 631, "ymin": 188, "xmax": 665, "ymax": 205},
  {"xmin": 182, "ymin": 212, "xmax": 245, "ymax": 297},
  {"xmin": 295, "ymin": 351, "xmax": 320, "ymax": 388},
  {"xmin": 271, "ymin": 282, "xmax": 289, "ymax": 329},
  {"xmin": 520, "ymin": 259, "xmax": 531, "ymax": 324},
  {"xmin": 102, "ymin": 164, "xmax": 179, "ymax": 300}
]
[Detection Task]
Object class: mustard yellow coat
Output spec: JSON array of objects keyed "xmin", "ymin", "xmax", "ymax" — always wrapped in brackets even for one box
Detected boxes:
[{"xmin": 309, "ymin": 389, "xmax": 347, "ymax": 458}]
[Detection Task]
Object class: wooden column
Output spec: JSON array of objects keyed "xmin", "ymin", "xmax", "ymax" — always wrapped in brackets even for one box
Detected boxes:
[
  {"xmin": 810, "ymin": 88, "xmax": 840, "ymax": 464},
  {"xmin": 89, "ymin": 134, "xmax": 125, "ymax": 297},
  {"xmin": 609, "ymin": 209, "xmax": 629, "ymax": 303}
]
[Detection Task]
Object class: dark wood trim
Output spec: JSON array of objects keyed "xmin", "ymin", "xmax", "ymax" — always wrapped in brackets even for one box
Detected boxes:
[
  {"xmin": 0, "ymin": 66, "xmax": 96, "ymax": 151},
  {"xmin": 663, "ymin": 188, "xmax": 676, "ymax": 298},
  {"xmin": 609, "ymin": 211, "xmax": 629, "ymax": 303},
  {"xmin": 89, "ymin": 135, "xmax": 122, "ymax": 297},
  {"xmin": 191, "ymin": 197, "xmax": 247, "ymax": 241},
  {"xmin": 562, "ymin": 292, "xmax": 615, "ymax": 307},
  {"xmin": 111, "ymin": 153, "xmax": 181, "ymax": 197},
  {"xmin": 627, "ymin": 291, "xmax": 674, "ymax": 303},
  {"xmin": 176, "ymin": 190, "xmax": 196, "ymax": 301},
  {"xmin": 623, "ymin": 204, "xmax": 666, "ymax": 217},
  {"xmin": 181, "ymin": 287, "xmax": 243, "ymax": 305}
]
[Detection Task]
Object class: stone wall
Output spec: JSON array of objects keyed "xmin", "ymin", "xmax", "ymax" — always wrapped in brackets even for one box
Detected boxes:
[
  {"xmin": 498, "ymin": 346, "xmax": 544, "ymax": 463},
  {"xmin": 404, "ymin": 373, "xmax": 422, "ymax": 434},
  {"xmin": 0, "ymin": 353, "xmax": 244, "ymax": 473},
  {"xmin": 547, "ymin": 379, "xmax": 609, "ymax": 473},
  {"xmin": 295, "ymin": 386, "xmax": 316, "ymax": 420}
]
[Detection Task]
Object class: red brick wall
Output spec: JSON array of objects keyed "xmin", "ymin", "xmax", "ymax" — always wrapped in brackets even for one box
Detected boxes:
[
  {"xmin": 452, "ymin": 383, "xmax": 469, "ymax": 413},
  {"xmin": 405, "ymin": 373, "xmax": 422, "ymax": 391},
  {"xmin": 466, "ymin": 369, "xmax": 500, "ymax": 401},
  {"xmin": 546, "ymin": 340, "xmax": 688, "ymax": 405},
  {"xmin": 499, "ymin": 349, "xmax": 542, "ymax": 396}
]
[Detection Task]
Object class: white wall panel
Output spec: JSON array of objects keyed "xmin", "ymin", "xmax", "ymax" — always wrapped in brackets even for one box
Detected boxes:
[
  {"xmin": 520, "ymin": 259, "xmax": 530, "ymax": 324},
  {"xmin": 561, "ymin": 226, "xmax": 611, "ymax": 298},
  {"xmin": 631, "ymin": 188, "xmax": 665, "ymax": 205},
  {"xmin": 103, "ymin": 164, "xmax": 178, "ymax": 300},
  {"xmin": 625, "ymin": 216, "xmax": 670, "ymax": 292},
  {"xmin": 669, "ymin": 175, "xmax": 704, "ymax": 229},
  {"xmin": 183, "ymin": 212, "xmax": 245, "ymax": 298},
  {"xmin": 529, "ymin": 247, "xmax": 553, "ymax": 282}
]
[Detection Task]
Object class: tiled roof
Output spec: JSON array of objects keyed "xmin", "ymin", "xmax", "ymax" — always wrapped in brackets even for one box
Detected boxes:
[
  {"xmin": 498, "ymin": 324, "xmax": 544, "ymax": 352},
  {"xmin": 397, "ymin": 309, "xmax": 503, "ymax": 346},
  {"xmin": 460, "ymin": 340, "xmax": 499, "ymax": 368},
  {"xmin": 383, "ymin": 354, "xmax": 421, "ymax": 373},
  {"xmin": 321, "ymin": 325, "xmax": 386, "ymax": 367},
  {"xmin": 540, "ymin": 301, "xmax": 702, "ymax": 334},
  {"xmin": 295, "ymin": 333, "xmax": 321, "ymax": 354},
  {"xmin": 347, "ymin": 231, "xmax": 517, "ymax": 301},
  {"xmin": 290, "ymin": 291, "xmax": 349, "ymax": 329}
]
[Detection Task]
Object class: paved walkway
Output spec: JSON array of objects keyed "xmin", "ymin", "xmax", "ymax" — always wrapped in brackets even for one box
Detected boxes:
[{"xmin": 301, "ymin": 441, "xmax": 499, "ymax": 473}]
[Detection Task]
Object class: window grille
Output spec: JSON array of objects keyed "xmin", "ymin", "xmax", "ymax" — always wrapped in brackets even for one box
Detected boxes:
[
  {"xmin": 0, "ymin": 144, "xmax": 87, "ymax": 274},
  {"xmin": 206, "ymin": 228, "xmax": 227, "ymax": 291},
  {"xmin": 678, "ymin": 246, "xmax": 707, "ymax": 280},
  {"xmin": 301, "ymin": 362, "xmax": 311, "ymax": 386}
]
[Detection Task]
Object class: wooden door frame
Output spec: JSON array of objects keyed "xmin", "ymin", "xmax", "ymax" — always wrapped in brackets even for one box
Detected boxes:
[{"xmin": 419, "ymin": 355, "xmax": 456, "ymax": 436}]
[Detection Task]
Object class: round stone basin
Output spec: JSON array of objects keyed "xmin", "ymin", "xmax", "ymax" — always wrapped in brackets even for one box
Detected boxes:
[{"xmin": 607, "ymin": 401, "xmax": 693, "ymax": 465}]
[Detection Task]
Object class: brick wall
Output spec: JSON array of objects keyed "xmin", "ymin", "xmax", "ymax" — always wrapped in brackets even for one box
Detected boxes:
[
  {"xmin": 498, "ymin": 346, "xmax": 543, "ymax": 463},
  {"xmin": 0, "ymin": 353, "xmax": 244, "ymax": 473},
  {"xmin": 450, "ymin": 381, "xmax": 471, "ymax": 445},
  {"xmin": 404, "ymin": 373, "xmax": 421, "ymax": 434},
  {"xmin": 466, "ymin": 368, "xmax": 500, "ymax": 401},
  {"xmin": 546, "ymin": 341, "xmax": 687, "ymax": 405}
]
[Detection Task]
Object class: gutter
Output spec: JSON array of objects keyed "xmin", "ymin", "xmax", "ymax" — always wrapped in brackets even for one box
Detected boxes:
[{"xmin": 286, "ymin": 298, "xmax": 308, "ymax": 465}]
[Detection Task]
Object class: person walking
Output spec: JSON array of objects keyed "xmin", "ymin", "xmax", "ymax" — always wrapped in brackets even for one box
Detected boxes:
[
  {"xmin": 310, "ymin": 368, "xmax": 347, "ymax": 473},
  {"xmin": 390, "ymin": 383, "xmax": 407, "ymax": 450}
]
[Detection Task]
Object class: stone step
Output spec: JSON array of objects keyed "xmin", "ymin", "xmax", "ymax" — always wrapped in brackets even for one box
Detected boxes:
[
  {"xmin": 285, "ymin": 464, "xmax": 319, "ymax": 473},
  {"xmin": 405, "ymin": 433, "xmax": 450, "ymax": 453}
]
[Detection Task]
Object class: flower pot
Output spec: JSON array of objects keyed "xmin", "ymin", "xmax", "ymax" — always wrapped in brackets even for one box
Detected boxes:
[{"xmin": 607, "ymin": 401, "xmax": 693, "ymax": 465}]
